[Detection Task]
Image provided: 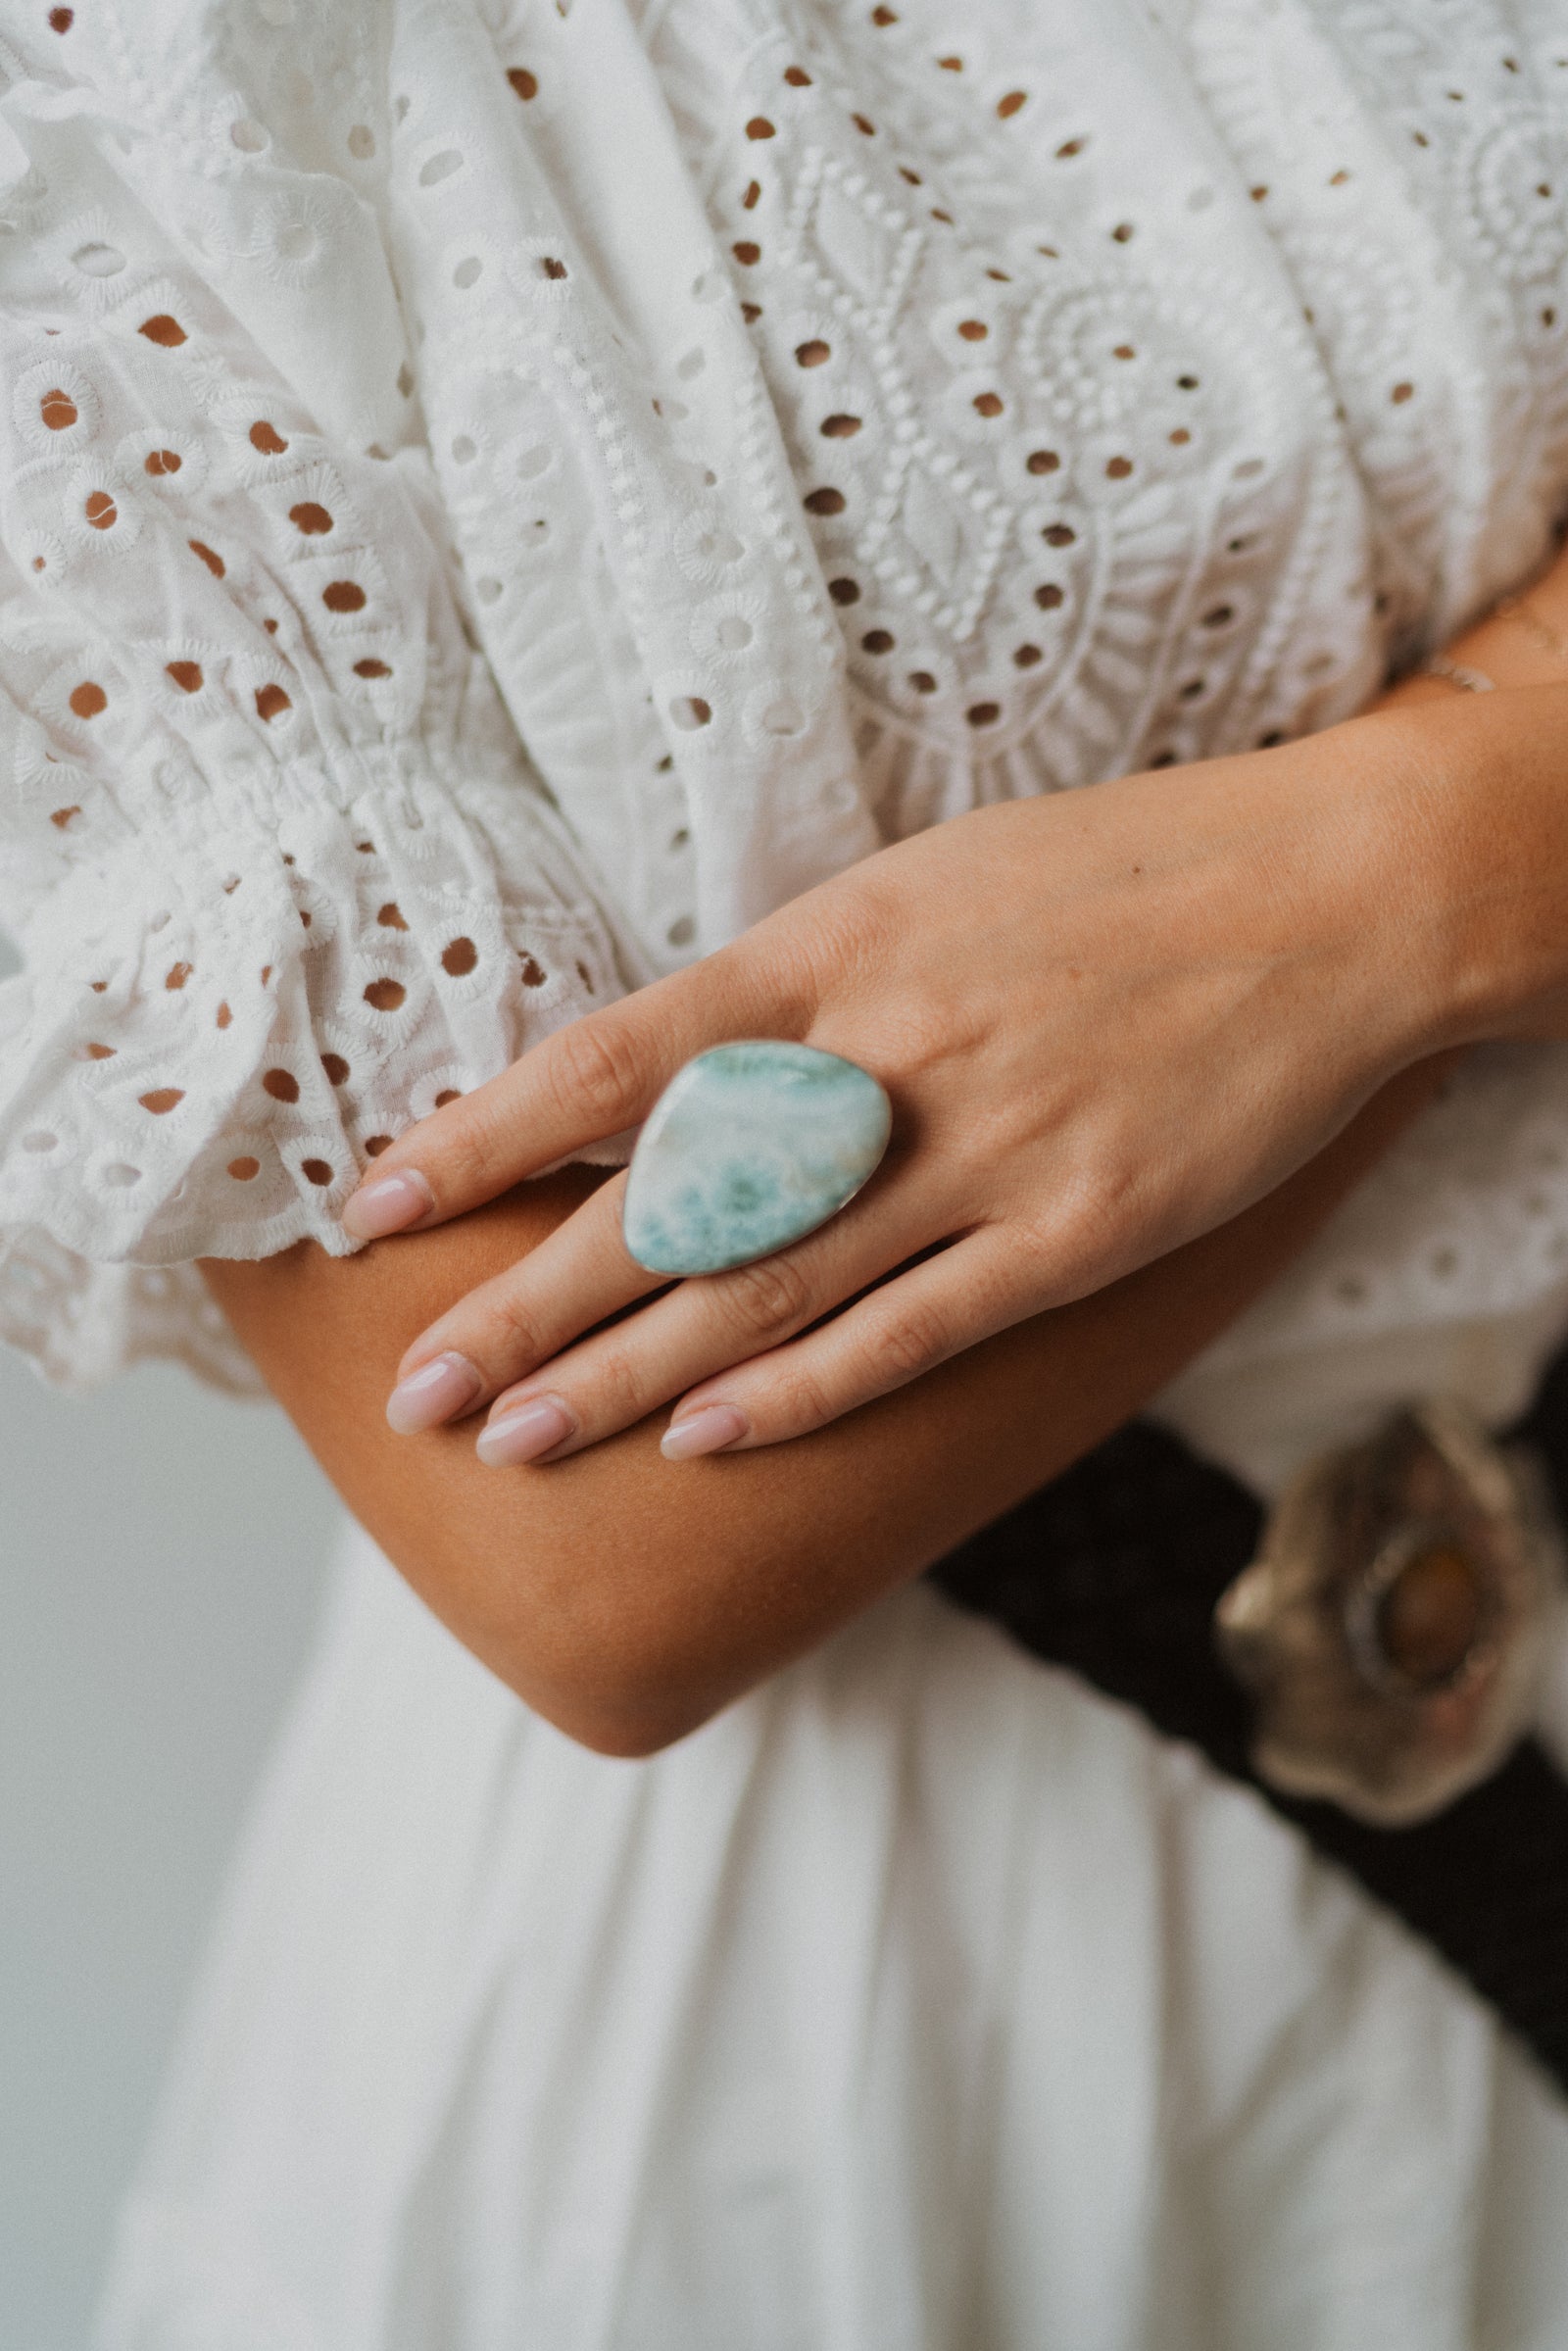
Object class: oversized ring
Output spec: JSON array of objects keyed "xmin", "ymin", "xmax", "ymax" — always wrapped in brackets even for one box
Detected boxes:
[{"xmin": 621, "ymin": 1041, "xmax": 892, "ymax": 1276}]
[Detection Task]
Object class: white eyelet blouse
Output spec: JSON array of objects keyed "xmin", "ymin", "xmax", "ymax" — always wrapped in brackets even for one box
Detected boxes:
[{"xmin": 2, "ymin": 0, "xmax": 1568, "ymax": 1472}]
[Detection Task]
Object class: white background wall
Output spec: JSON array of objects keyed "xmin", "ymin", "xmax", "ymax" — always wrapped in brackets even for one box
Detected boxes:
[{"xmin": 0, "ymin": 1343, "xmax": 338, "ymax": 2350}]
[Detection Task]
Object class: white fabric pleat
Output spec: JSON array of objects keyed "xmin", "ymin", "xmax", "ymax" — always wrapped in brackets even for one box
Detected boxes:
[{"xmin": 97, "ymin": 1524, "xmax": 1568, "ymax": 2351}]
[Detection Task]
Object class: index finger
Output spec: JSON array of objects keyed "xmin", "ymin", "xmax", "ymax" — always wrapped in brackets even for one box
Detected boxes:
[{"xmin": 341, "ymin": 950, "xmax": 774, "ymax": 1238}]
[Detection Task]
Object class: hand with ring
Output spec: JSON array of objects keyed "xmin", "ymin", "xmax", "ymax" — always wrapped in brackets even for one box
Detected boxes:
[{"xmin": 341, "ymin": 701, "xmax": 1536, "ymax": 1466}]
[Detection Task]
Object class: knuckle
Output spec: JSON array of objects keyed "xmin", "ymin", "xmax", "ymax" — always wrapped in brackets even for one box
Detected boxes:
[
  {"xmin": 862, "ymin": 1298, "xmax": 950, "ymax": 1386},
  {"xmin": 880, "ymin": 995, "xmax": 957, "ymax": 1080},
  {"xmin": 718, "ymin": 1250, "xmax": 813, "ymax": 1340},
  {"xmin": 765, "ymin": 1357, "xmax": 838, "ymax": 1434},
  {"xmin": 434, "ymin": 1104, "xmax": 509, "ymax": 1200},
  {"xmin": 750, "ymin": 882, "xmax": 875, "ymax": 1004},
  {"xmin": 1019, "ymin": 1168, "xmax": 1143, "ymax": 1297},
  {"xmin": 584, "ymin": 1343, "xmax": 656, "ymax": 1425},
  {"xmin": 478, "ymin": 1281, "xmax": 546, "ymax": 1371},
  {"xmin": 1002, "ymin": 1204, "xmax": 1073, "ymax": 1279},
  {"xmin": 819, "ymin": 873, "xmax": 898, "ymax": 983},
  {"xmin": 548, "ymin": 1015, "xmax": 644, "ymax": 1128},
  {"xmin": 407, "ymin": 1071, "xmax": 532, "ymax": 1202}
]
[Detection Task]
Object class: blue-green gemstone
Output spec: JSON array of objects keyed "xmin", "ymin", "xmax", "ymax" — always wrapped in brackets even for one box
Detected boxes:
[{"xmin": 622, "ymin": 1042, "xmax": 892, "ymax": 1276}]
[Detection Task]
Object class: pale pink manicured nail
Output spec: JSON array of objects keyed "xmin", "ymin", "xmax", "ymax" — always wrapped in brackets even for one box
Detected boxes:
[
  {"xmin": 342, "ymin": 1168, "xmax": 434, "ymax": 1241},
  {"xmin": 386, "ymin": 1350, "xmax": 482, "ymax": 1434},
  {"xmin": 661, "ymin": 1403, "xmax": 749, "ymax": 1461},
  {"xmin": 475, "ymin": 1395, "xmax": 577, "ymax": 1467}
]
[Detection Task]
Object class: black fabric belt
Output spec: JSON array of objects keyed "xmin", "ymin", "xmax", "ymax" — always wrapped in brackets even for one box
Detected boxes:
[{"xmin": 928, "ymin": 1347, "xmax": 1568, "ymax": 2096}]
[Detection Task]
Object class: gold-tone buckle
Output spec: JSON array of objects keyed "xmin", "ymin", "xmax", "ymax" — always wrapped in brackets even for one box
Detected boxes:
[{"xmin": 1215, "ymin": 1400, "xmax": 1565, "ymax": 1826}]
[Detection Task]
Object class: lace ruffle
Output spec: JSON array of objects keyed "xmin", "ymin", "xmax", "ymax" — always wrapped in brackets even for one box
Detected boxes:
[{"xmin": 0, "ymin": 734, "xmax": 624, "ymax": 1383}]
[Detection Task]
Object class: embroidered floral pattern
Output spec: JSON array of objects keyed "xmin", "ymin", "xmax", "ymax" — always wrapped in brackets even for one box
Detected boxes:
[{"xmin": 0, "ymin": 0, "xmax": 1565, "ymax": 1389}]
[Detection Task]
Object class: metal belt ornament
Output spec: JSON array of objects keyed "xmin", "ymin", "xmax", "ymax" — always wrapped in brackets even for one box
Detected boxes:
[{"xmin": 1215, "ymin": 1399, "xmax": 1564, "ymax": 1826}]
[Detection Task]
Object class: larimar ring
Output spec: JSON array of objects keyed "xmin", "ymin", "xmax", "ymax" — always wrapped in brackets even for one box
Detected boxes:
[{"xmin": 621, "ymin": 1041, "xmax": 893, "ymax": 1277}]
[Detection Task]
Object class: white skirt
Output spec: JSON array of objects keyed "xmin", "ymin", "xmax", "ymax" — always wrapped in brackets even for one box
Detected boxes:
[{"xmin": 97, "ymin": 1519, "xmax": 1568, "ymax": 2351}]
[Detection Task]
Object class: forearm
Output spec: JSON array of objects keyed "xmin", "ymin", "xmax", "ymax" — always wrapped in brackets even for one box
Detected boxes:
[{"xmin": 204, "ymin": 1059, "xmax": 1442, "ymax": 1753}]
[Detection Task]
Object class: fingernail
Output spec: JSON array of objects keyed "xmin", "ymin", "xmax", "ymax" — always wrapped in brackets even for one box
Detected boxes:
[
  {"xmin": 342, "ymin": 1168, "xmax": 434, "ymax": 1241},
  {"xmin": 661, "ymin": 1403, "xmax": 749, "ymax": 1462},
  {"xmin": 385, "ymin": 1351, "xmax": 482, "ymax": 1434},
  {"xmin": 476, "ymin": 1395, "xmax": 577, "ymax": 1467}
]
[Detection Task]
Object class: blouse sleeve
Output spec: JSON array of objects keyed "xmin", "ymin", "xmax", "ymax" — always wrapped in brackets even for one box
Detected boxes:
[{"xmin": 0, "ymin": 147, "xmax": 627, "ymax": 1392}]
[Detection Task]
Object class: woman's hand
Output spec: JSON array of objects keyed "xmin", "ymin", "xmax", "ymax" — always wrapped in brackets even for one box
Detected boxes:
[{"xmin": 342, "ymin": 692, "xmax": 1516, "ymax": 1466}]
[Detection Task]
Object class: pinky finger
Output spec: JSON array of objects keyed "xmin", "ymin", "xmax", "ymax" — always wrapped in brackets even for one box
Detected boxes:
[{"xmin": 660, "ymin": 1231, "xmax": 1024, "ymax": 1458}]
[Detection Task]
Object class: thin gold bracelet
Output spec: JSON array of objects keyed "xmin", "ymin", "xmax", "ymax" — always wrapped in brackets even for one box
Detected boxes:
[{"xmin": 1421, "ymin": 657, "xmax": 1496, "ymax": 695}]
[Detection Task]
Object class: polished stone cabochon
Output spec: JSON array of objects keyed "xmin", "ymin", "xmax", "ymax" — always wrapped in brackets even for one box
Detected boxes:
[{"xmin": 621, "ymin": 1041, "xmax": 893, "ymax": 1276}]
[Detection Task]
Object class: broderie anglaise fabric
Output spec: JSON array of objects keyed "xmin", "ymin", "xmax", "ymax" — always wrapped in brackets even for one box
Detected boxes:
[{"xmin": 0, "ymin": 0, "xmax": 1565, "ymax": 1390}]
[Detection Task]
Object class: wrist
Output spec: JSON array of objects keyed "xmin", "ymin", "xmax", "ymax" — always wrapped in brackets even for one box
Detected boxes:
[
  {"xmin": 1374, "ymin": 681, "xmax": 1568, "ymax": 1053},
  {"xmin": 1386, "ymin": 547, "xmax": 1568, "ymax": 709}
]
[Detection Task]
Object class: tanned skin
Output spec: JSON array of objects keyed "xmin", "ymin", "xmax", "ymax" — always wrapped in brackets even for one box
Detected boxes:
[{"xmin": 203, "ymin": 1063, "xmax": 1444, "ymax": 1755}]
